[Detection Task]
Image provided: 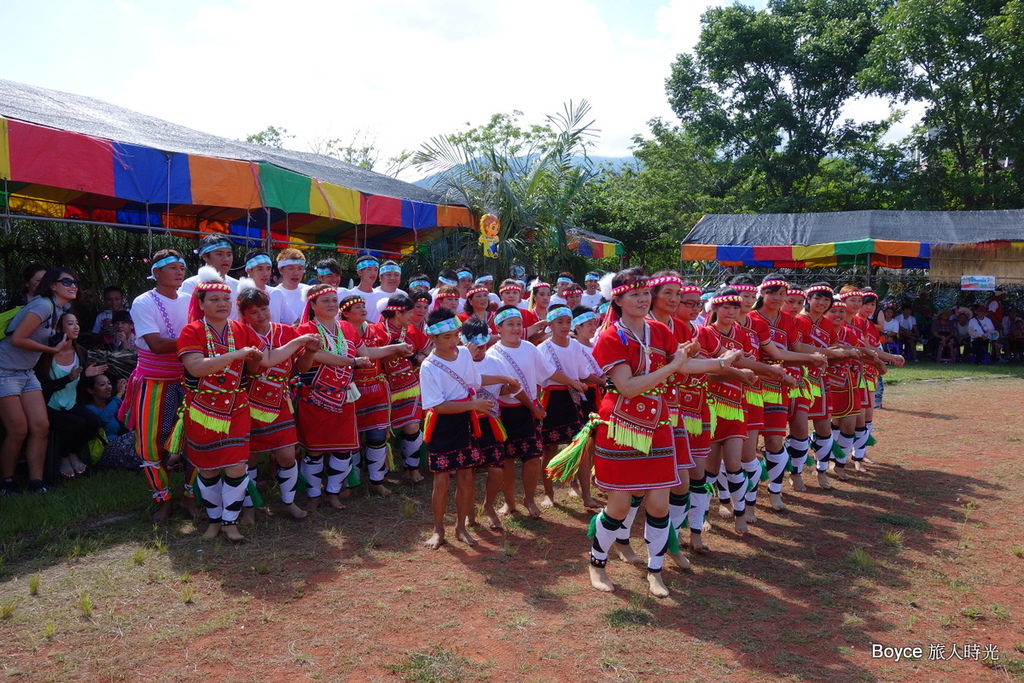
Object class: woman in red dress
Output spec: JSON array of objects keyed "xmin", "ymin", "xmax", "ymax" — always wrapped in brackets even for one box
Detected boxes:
[
  {"xmin": 586, "ymin": 269, "xmax": 732, "ymax": 598},
  {"xmin": 177, "ymin": 268, "xmax": 264, "ymax": 541},
  {"xmin": 236, "ymin": 281, "xmax": 320, "ymax": 520}
]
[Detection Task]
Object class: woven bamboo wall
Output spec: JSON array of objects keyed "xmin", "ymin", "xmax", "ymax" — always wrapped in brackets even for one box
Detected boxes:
[{"xmin": 928, "ymin": 243, "xmax": 1024, "ymax": 284}]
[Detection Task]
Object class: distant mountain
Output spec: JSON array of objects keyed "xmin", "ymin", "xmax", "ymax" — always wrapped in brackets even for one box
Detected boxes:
[{"xmin": 410, "ymin": 155, "xmax": 638, "ymax": 189}]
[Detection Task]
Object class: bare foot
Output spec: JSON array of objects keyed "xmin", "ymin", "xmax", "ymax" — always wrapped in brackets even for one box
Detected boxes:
[
  {"xmin": 339, "ymin": 488, "xmax": 352, "ymax": 499},
  {"xmin": 647, "ymin": 571, "xmax": 670, "ymax": 598},
  {"xmin": 305, "ymin": 496, "xmax": 322, "ymax": 512},
  {"xmin": 717, "ymin": 503, "xmax": 733, "ymax": 519},
  {"xmin": 222, "ymin": 524, "xmax": 245, "ymax": 542},
  {"xmin": 734, "ymin": 515, "xmax": 748, "ymax": 535},
  {"xmin": 768, "ymin": 492, "xmax": 787, "ymax": 511},
  {"xmin": 240, "ymin": 507, "xmax": 256, "ymax": 525},
  {"xmin": 862, "ymin": 456, "xmax": 876, "ymax": 465},
  {"xmin": 589, "ymin": 564, "xmax": 614, "ymax": 592},
  {"xmin": 688, "ymin": 532, "xmax": 710, "ymax": 553},
  {"xmin": 151, "ymin": 500, "xmax": 173, "ymax": 523},
  {"xmin": 497, "ymin": 503, "xmax": 515, "ymax": 516},
  {"xmin": 523, "ymin": 499, "xmax": 542, "ymax": 518},
  {"xmin": 744, "ymin": 507, "xmax": 757, "ymax": 524},
  {"xmin": 790, "ymin": 472, "xmax": 807, "ymax": 492},
  {"xmin": 615, "ymin": 543, "xmax": 644, "ymax": 565},
  {"xmin": 568, "ymin": 482, "xmax": 581, "ymax": 498},
  {"xmin": 484, "ymin": 508, "xmax": 503, "ymax": 530},
  {"xmin": 283, "ymin": 502, "xmax": 308, "ymax": 519},
  {"xmin": 201, "ymin": 522, "xmax": 221, "ymax": 539},
  {"xmin": 701, "ymin": 520, "xmax": 712, "ymax": 533},
  {"xmin": 455, "ymin": 528, "xmax": 478, "ymax": 546},
  {"xmin": 540, "ymin": 495, "xmax": 555, "ymax": 509},
  {"xmin": 854, "ymin": 460, "xmax": 866, "ymax": 472},
  {"xmin": 408, "ymin": 469, "xmax": 425, "ymax": 484},
  {"xmin": 424, "ymin": 532, "xmax": 445, "ymax": 549},
  {"xmin": 582, "ymin": 497, "xmax": 602, "ymax": 510},
  {"xmin": 830, "ymin": 463, "xmax": 849, "ymax": 481},
  {"xmin": 816, "ymin": 471, "xmax": 833, "ymax": 490},
  {"xmin": 326, "ymin": 493, "xmax": 347, "ymax": 510},
  {"xmin": 371, "ymin": 483, "xmax": 392, "ymax": 497},
  {"xmin": 669, "ymin": 551, "xmax": 691, "ymax": 570},
  {"xmin": 180, "ymin": 497, "xmax": 200, "ymax": 518}
]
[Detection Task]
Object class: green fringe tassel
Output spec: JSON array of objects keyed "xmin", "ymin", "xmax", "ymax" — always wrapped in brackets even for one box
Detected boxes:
[
  {"xmin": 805, "ymin": 454, "xmax": 815, "ymax": 467},
  {"xmin": 668, "ymin": 528, "xmax": 680, "ymax": 555},
  {"xmin": 546, "ymin": 417, "xmax": 601, "ymax": 483},
  {"xmin": 164, "ymin": 410, "xmax": 185, "ymax": 456},
  {"xmin": 760, "ymin": 462, "xmax": 770, "ymax": 482},
  {"xmin": 346, "ymin": 467, "xmax": 361, "ymax": 488},
  {"xmin": 587, "ymin": 513, "xmax": 599, "ymax": 540},
  {"xmin": 193, "ymin": 478, "xmax": 204, "ymax": 506},
  {"xmin": 246, "ymin": 478, "xmax": 264, "ymax": 507},
  {"xmin": 831, "ymin": 441, "xmax": 847, "ymax": 459},
  {"xmin": 867, "ymin": 434, "xmax": 877, "ymax": 447}
]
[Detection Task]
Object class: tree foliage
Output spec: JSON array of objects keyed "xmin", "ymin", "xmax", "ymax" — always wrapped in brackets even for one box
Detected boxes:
[
  {"xmin": 666, "ymin": 0, "xmax": 891, "ymax": 212},
  {"xmin": 861, "ymin": 0, "xmax": 1024, "ymax": 209}
]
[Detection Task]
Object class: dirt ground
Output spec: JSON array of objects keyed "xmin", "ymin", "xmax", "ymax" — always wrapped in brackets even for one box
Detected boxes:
[{"xmin": 2, "ymin": 377, "xmax": 1022, "ymax": 682}]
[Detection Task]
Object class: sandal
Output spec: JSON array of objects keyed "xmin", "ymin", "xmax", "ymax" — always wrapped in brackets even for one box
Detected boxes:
[
  {"xmin": 59, "ymin": 460, "xmax": 76, "ymax": 478},
  {"xmin": 69, "ymin": 455, "xmax": 87, "ymax": 475}
]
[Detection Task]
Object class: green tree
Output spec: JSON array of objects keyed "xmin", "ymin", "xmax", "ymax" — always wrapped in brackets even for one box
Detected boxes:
[
  {"xmin": 245, "ymin": 125, "xmax": 293, "ymax": 148},
  {"xmin": 412, "ymin": 101, "xmax": 598, "ymax": 277},
  {"xmin": 861, "ymin": 0, "xmax": 1024, "ymax": 209},
  {"xmin": 666, "ymin": 0, "xmax": 891, "ymax": 212}
]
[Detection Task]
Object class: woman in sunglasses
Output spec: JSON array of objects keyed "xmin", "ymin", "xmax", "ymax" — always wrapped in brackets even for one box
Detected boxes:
[{"xmin": 0, "ymin": 268, "xmax": 79, "ymax": 494}]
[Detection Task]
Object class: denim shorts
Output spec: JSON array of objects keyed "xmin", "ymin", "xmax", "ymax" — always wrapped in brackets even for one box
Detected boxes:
[{"xmin": 0, "ymin": 369, "xmax": 42, "ymax": 398}]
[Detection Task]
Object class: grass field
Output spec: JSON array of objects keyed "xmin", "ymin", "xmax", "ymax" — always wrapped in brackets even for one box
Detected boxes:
[{"xmin": 1, "ymin": 370, "xmax": 1022, "ymax": 682}]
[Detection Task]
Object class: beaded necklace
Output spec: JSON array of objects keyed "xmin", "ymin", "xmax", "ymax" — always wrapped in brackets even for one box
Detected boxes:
[
  {"xmin": 204, "ymin": 320, "xmax": 236, "ymax": 361},
  {"xmin": 314, "ymin": 318, "xmax": 346, "ymax": 356}
]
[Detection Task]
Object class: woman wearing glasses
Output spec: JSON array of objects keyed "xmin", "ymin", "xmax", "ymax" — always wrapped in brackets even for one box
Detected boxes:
[{"xmin": 0, "ymin": 268, "xmax": 79, "ymax": 494}]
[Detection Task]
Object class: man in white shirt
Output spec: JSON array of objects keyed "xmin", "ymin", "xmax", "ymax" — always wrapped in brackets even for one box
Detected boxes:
[
  {"xmin": 242, "ymin": 250, "xmax": 286, "ymax": 324},
  {"xmin": 350, "ymin": 256, "xmax": 390, "ymax": 324},
  {"xmin": 896, "ymin": 304, "xmax": 920, "ymax": 361},
  {"xmin": 580, "ymin": 272, "xmax": 604, "ymax": 309},
  {"xmin": 275, "ymin": 249, "xmax": 311, "ymax": 325},
  {"xmin": 178, "ymin": 236, "xmax": 240, "ymax": 319},
  {"xmin": 967, "ymin": 306, "xmax": 996, "ymax": 363},
  {"xmin": 373, "ymin": 260, "xmax": 408, "ymax": 319}
]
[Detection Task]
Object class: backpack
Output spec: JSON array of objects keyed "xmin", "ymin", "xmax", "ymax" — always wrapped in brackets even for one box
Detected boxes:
[{"xmin": 0, "ymin": 299, "xmax": 58, "ymax": 341}]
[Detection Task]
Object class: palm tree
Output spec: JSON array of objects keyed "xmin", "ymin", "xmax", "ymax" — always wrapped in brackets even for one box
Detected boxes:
[{"xmin": 412, "ymin": 100, "xmax": 599, "ymax": 277}]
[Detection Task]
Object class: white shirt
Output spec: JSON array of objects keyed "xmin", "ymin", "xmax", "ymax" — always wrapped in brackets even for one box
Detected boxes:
[
  {"xmin": 883, "ymin": 317, "xmax": 900, "ymax": 336},
  {"xmin": 581, "ymin": 292, "xmax": 604, "ymax": 310},
  {"xmin": 179, "ymin": 274, "xmax": 241, "ymax": 320},
  {"xmin": 131, "ymin": 289, "xmax": 190, "ymax": 351},
  {"xmin": 373, "ymin": 287, "xmax": 409, "ymax": 319},
  {"xmin": 537, "ymin": 337, "xmax": 590, "ymax": 386},
  {"xmin": 275, "ymin": 283, "xmax": 310, "ymax": 325},
  {"xmin": 486, "ymin": 340, "xmax": 555, "ymax": 405},
  {"xmin": 967, "ymin": 316, "xmax": 995, "ymax": 339},
  {"xmin": 897, "ymin": 314, "xmax": 917, "ymax": 331},
  {"xmin": 420, "ymin": 346, "xmax": 481, "ymax": 410},
  {"xmin": 550, "ymin": 295, "xmax": 568, "ymax": 307}
]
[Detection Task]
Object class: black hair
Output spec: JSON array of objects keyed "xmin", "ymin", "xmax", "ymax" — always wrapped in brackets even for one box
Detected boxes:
[
  {"xmin": 315, "ymin": 258, "xmax": 341, "ymax": 275},
  {"xmin": 494, "ymin": 304, "xmax": 521, "ymax": 326},
  {"xmin": 381, "ymin": 294, "xmax": 414, "ymax": 319},
  {"xmin": 463, "ymin": 287, "xmax": 491, "ymax": 314},
  {"xmin": 802, "ymin": 282, "xmax": 835, "ymax": 315},
  {"xmin": 547, "ymin": 304, "xmax": 572, "ymax": 321},
  {"xmin": 726, "ymin": 274, "xmax": 756, "ymax": 287},
  {"xmin": 751, "ymin": 272, "xmax": 788, "ymax": 310},
  {"xmin": 461, "ymin": 317, "xmax": 490, "ymax": 339},
  {"xmin": 236, "ymin": 286, "xmax": 271, "ymax": 312},
  {"xmin": 410, "ymin": 290, "xmax": 433, "ymax": 306},
  {"xmin": 35, "ymin": 267, "xmax": 79, "ymax": 298},
  {"xmin": 437, "ymin": 268, "xmax": 458, "ymax": 282},
  {"xmin": 708, "ymin": 286, "xmax": 741, "ymax": 324},
  {"xmin": 102, "ymin": 285, "xmax": 124, "ymax": 297},
  {"xmin": 111, "ymin": 309, "xmax": 133, "ymax": 324}
]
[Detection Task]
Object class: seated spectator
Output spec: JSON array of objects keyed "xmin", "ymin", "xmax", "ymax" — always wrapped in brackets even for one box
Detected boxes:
[
  {"xmin": 896, "ymin": 303, "xmax": 920, "ymax": 361},
  {"xmin": 931, "ymin": 309, "xmax": 957, "ymax": 362},
  {"xmin": 966, "ymin": 305, "xmax": 996, "ymax": 364},
  {"xmin": 881, "ymin": 307, "xmax": 901, "ymax": 355},
  {"xmin": 91, "ymin": 286, "xmax": 127, "ymax": 348},
  {"xmin": 1007, "ymin": 318, "xmax": 1024, "ymax": 362},
  {"xmin": 1000, "ymin": 307, "xmax": 1020, "ymax": 359},
  {"xmin": 81, "ymin": 373, "xmax": 141, "ymax": 471},
  {"xmin": 954, "ymin": 311, "xmax": 972, "ymax": 361},
  {"xmin": 34, "ymin": 312, "xmax": 107, "ymax": 478},
  {"xmin": 111, "ymin": 310, "xmax": 137, "ymax": 352}
]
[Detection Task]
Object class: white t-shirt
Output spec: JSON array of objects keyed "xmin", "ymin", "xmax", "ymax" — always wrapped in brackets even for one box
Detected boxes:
[
  {"xmin": 488, "ymin": 293, "xmax": 501, "ymax": 307},
  {"xmin": 373, "ymin": 287, "xmax": 409, "ymax": 318},
  {"xmin": 131, "ymin": 289, "xmax": 190, "ymax": 352},
  {"xmin": 967, "ymin": 316, "xmax": 995, "ymax": 339},
  {"xmin": 897, "ymin": 314, "xmax": 917, "ymax": 331},
  {"xmin": 883, "ymin": 317, "xmax": 900, "ymax": 336},
  {"xmin": 262, "ymin": 287, "xmax": 286, "ymax": 325},
  {"xmin": 420, "ymin": 346, "xmax": 481, "ymax": 410},
  {"xmin": 275, "ymin": 283, "xmax": 310, "ymax": 325},
  {"xmin": 179, "ymin": 274, "xmax": 240, "ymax": 320},
  {"xmin": 578, "ymin": 341, "xmax": 603, "ymax": 377},
  {"xmin": 92, "ymin": 309, "xmax": 115, "ymax": 334},
  {"xmin": 581, "ymin": 292, "xmax": 604, "ymax": 310},
  {"xmin": 486, "ymin": 340, "xmax": 555, "ymax": 405},
  {"xmin": 550, "ymin": 295, "xmax": 568, "ymax": 307},
  {"xmin": 537, "ymin": 337, "xmax": 591, "ymax": 387}
]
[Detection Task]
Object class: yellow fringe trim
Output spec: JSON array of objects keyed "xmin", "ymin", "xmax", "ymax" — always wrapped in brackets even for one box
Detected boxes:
[
  {"xmin": 607, "ymin": 422, "xmax": 654, "ymax": 455},
  {"xmin": 390, "ymin": 386, "xmax": 420, "ymax": 402},
  {"xmin": 684, "ymin": 416, "xmax": 702, "ymax": 436},
  {"xmin": 762, "ymin": 389, "xmax": 782, "ymax": 404},
  {"xmin": 187, "ymin": 406, "xmax": 232, "ymax": 435},
  {"xmin": 709, "ymin": 400, "xmax": 744, "ymax": 423},
  {"xmin": 250, "ymin": 407, "xmax": 279, "ymax": 425},
  {"xmin": 745, "ymin": 389, "xmax": 764, "ymax": 406}
]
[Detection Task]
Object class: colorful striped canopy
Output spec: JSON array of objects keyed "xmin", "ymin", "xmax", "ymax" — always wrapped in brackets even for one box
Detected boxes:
[
  {"xmin": 682, "ymin": 211, "xmax": 1024, "ymax": 269},
  {"xmin": 0, "ymin": 80, "xmax": 472, "ymax": 256},
  {"xmin": 567, "ymin": 228, "xmax": 623, "ymax": 259}
]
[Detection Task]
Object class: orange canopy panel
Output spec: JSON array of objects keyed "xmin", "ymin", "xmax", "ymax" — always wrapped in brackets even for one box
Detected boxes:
[{"xmin": 188, "ymin": 156, "xmax": 260, "ymax": 209}]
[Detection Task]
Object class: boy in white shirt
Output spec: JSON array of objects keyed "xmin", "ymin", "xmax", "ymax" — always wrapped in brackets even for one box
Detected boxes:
[
  {"xmin": 581, "ymin": 272, "xmax": 605, "ymax": 309},
  {"xmin": 179, "ymin": 235, "xmax": 240, "ymax": 319},
  {"xmin": 275, "ymin": 249, "xmax": 311, "ymax": 325}
]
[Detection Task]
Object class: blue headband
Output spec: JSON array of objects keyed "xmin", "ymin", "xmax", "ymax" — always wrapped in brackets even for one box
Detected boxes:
[
  {"xmin": 547, "ymin": 307, "xmax": 572, "ymax": 322},
  {"xmin": 598, "ymin": 302, "xmax": 610, "ymax": 314},
  {"xmin": 457, "ymin": 270, "xmax": 473, "ymax": 280},
  {"xmin": 438, "ymin": 276, "xmax": 457, "ymax": 286},
  {"xmin": 278, "ymin": 258, "xmax": 306, "ymax": 268},
  {"xmin": 556, "ymin": 277, "xmax": 572, "ymax": 285},
  {"xmin": 409, "ymin": 279, "xmax": 430, "ymax": 289},
  {"xmin": 475, "ymin": 274, "xmax": 493, "ymax": 283},
  {"xmin": 380, "ymin": 264, "xmax": 401, "ymax": 275},
  {"xmin": 572, "ymin": 311, "xmax": 596, "ymax": 328},
  {"xmin": 494, "ymin": 308, "xmax": 523, "ymax": 326},
  {"xmin": 356, "ymin": 258, "xmax": 379, "ymax": 271},
  {"xmin": 426, "ymin": 316, "xmax": 462, "ymax": 335},
  {"xmin": 245, "ymin": 254, "xmax": 272, "ymax": 270},
  {"xmin": 585, "ymin": 273, "xmax": 599, "ymax": 282},
  {"xmin": 198, "ymin": 239, "xmax": 232, "ymax": 256},
  {"xmin": 316, "ymin": 267, "xmax": 335, "ymax": 276},
  {"xmin": 460, "ymin": 332, "xmax": 490, "ymax": 347},
  {"xmin": 152, "ymin": 255, "xmax": 185, "ymax": 270}
]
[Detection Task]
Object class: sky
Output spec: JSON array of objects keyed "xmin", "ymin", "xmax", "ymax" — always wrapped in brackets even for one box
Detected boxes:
[{"xmin": 1, "ymin": 0, "xmax": 919, "ymax": 177}]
